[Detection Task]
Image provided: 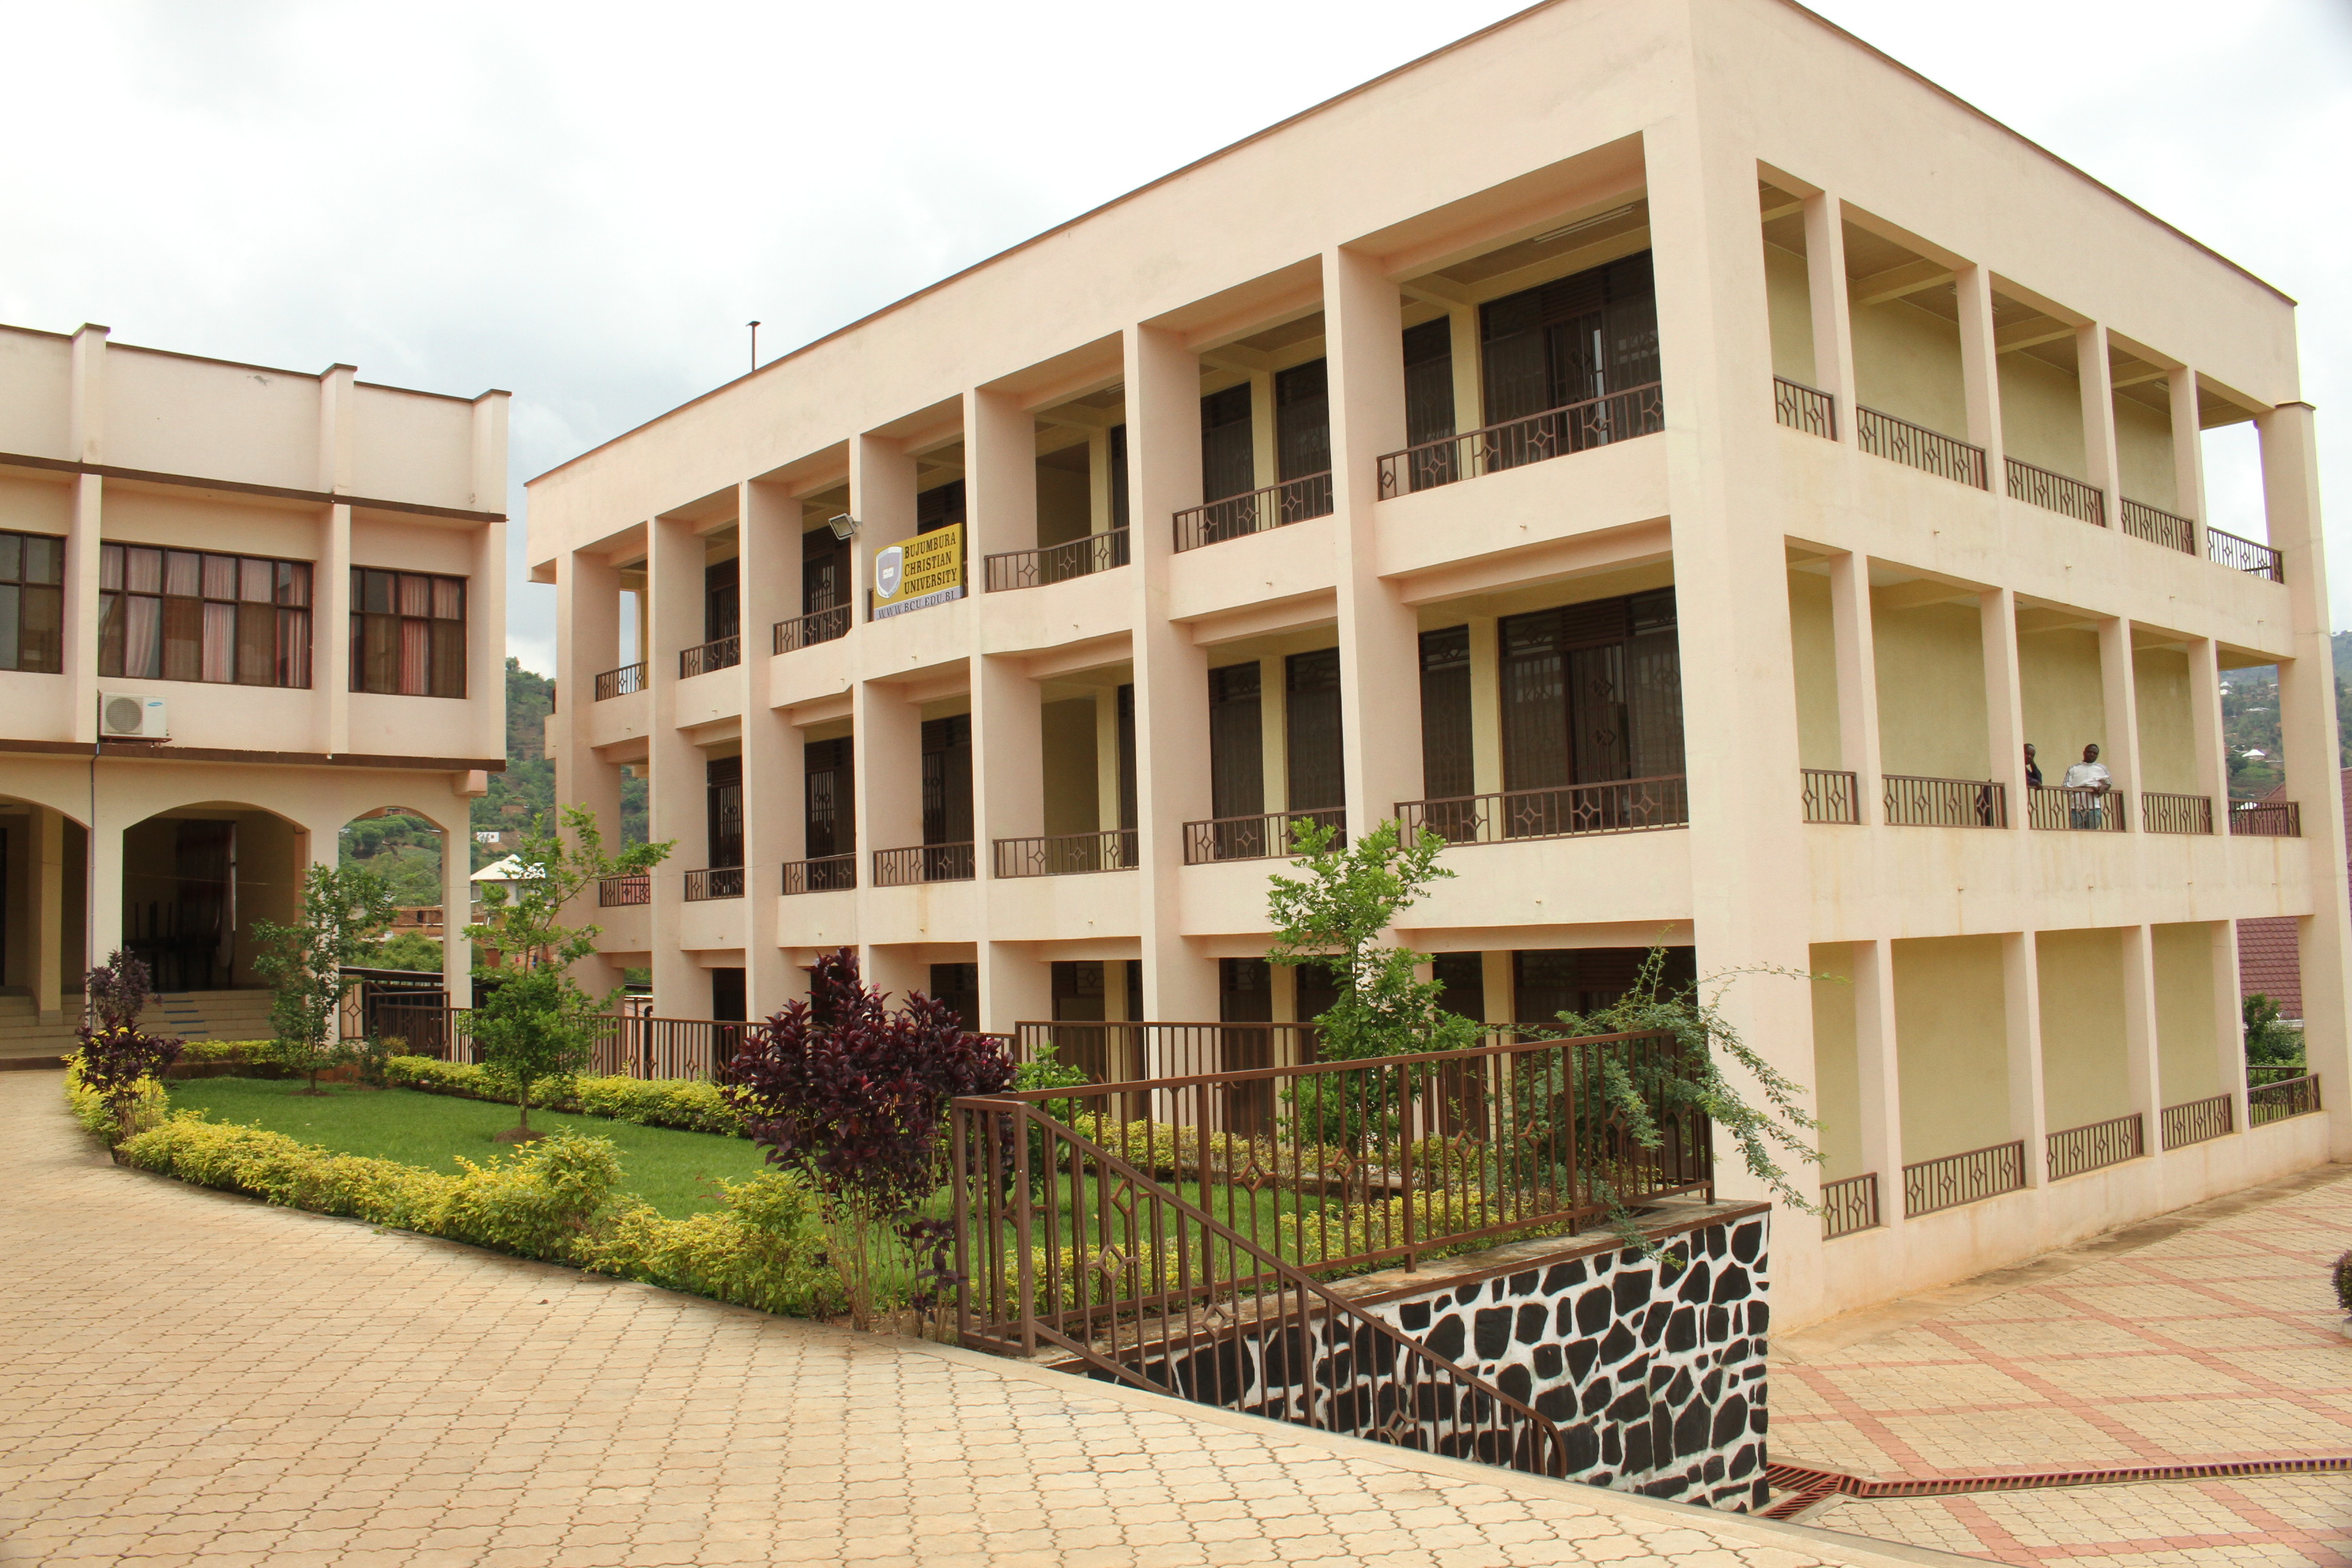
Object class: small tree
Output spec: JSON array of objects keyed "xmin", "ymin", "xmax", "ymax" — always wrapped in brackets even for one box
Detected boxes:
[
  {"xmin": 461, "ymin": 805, "xmax": 670, "ymax": 1141},
  {"xmin": 2244, "ymin": 993, "xmax": 2302, "ymax": 1068},
  {"xmin": 722, "ymin": 948, "xmax": 1015, "ymax": 1331},
  {"xmin": 73, "ymin": 951, "xmax": 184, "ymax": 1145},
  {"xmin": 254, "ymin": 864, "xmax": 396, "ymax": 1094}
]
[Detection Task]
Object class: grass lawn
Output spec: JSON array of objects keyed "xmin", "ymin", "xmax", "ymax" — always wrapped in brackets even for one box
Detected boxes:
[{"xmin": 164, "ymin": 1078, "xmax": 770, "ymax": 1220}]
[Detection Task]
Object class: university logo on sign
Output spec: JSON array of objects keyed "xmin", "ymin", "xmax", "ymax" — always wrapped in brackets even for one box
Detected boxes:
[{"xmin": 871, "ymin": 524, "xmax": 966, "ymax": 620}]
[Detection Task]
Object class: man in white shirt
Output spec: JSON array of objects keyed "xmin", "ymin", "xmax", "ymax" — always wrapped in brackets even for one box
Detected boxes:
[{"xmin": 2061, "ymin": 742, "xmax": 2112, "ymax": 829}]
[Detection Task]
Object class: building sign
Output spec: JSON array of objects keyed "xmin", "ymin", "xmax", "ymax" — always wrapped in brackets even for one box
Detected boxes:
[{"xmin": 871, "ymin": 523, "xmax": 966, "ymax": 619}]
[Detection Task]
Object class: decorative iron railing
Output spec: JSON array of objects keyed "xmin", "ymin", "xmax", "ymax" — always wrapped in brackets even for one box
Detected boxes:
[
  {"xmin": 598, "ymin": 874, "xmax": 650, "ymax": 906},
  {"xmin": 372, "ymin": 1002, "xmax": 740, "ymax": 1081},
  {"xmin": 1396, "ymin": 776, "xmax": 1688, "ymax": 845},
  {"xmin": 2027, "ymin": 785, "xmax": 2125, "ymax": 832},
  {"xmin": 1801, "ymin": 768, "xmax": 1861, "ymax": 824},
  {"xmin": 2229, "ymin": 800, "xmax": 2301, "ymax": 837},
  {"xmin": 593, "ymin": 662, "xmax": 647, "ymax": 700},
  {"xmin": 1856, "ymin": 406, "xmax": 1988, "ymax": 489},
  {"xmin": 1013, "ymin": 1019, "xmax": 1321, "ymax": 1084},
  {"xmin": 992, "ymin": 830, "xmax": 1139, "ymax": 878},
  {"xmin": 679, "ymin": 635, "xmax": 740, "ymax": 679},
  {"xmin": 1172, "ymin": 472, "xmax": 1333, "ymax": 552},
  {"xmin": 780, "ymin": 854, "xmax": 857, "ymax": 895},
  {"xmin": 774, "ymin": 604, "xmax": 851, "ymax": 653},
  {"xmin": 1774, "ymin": 377, "xmax": 1835, "ymax": 440},
  {"xmin": 1883, "ymin": 774, "xmax": 2006, "ymax": 828},
  {"xmin": 2142, "ymin": 792, "xmax": 2213, "ymax": 835},
  {"xmin": 2249, "ymin": 1072, "xmax": 2322, "ymax": 1125},
  {"xmin": 1820, "ymin": 1173, "xmax": 1880, "ymax": 1239},
  {"xmin": 1181, "ymin": 808, "xmax": 1345, "ymax": 865},
  {"xmin": 1376, "ymin": 383, "xmax": 1665, "ymax": 498},
  {"xmin": 872, "ymin": 843, "xmax": 976, "ymax": 887},
  {"xmin": 2046, "ymin": 1113, "xmax": 2144, "ymax": 1181},
  {"xmin": 2119, "ymin": 498, "xmax": 2195, "ymax": 555},
  {"xmin": 985, "ymin": 528, "xmax": 1130, "ymax": 590},
  {"xmin": 2006, "ymin": 457, "xmax": 2104, "ymax": 525},
  {"xmin": 2206, "ymin": 526, "xmax": 2283, "ymax": 582},
  {"xmin": 1903, "ymin": 1139, "xmax": 2026, "ymax": 1218},
  {"xmin": 683, "ymin": 866, "xmax": 745, "ymax": 901},
  {"xmin": 2161, "ymin": 1094, "xmax": 2234, "ymax": 1150}
]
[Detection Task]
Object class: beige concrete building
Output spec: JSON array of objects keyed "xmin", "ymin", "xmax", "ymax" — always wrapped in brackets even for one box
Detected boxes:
[
  {"xmin": 0, "ymin": 323, "xmax": 507, "ymax": 1056},
  {"xmin": 528, "ymin": 0, "xmax": 2346, "ymax": 1327}
]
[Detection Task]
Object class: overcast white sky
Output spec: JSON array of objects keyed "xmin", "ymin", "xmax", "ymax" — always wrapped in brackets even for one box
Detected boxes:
[{"xmin": 1, "ymin": 1, "xmax": 2345, "ymax": 679}]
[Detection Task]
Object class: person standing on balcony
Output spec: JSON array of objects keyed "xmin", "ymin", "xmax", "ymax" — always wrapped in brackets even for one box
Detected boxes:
[
  {"xmin": 2024, "ymin": 743, "xmax": 2043, "ymax": 790},
  {"xmin": 2063, "ymin": 743, "xmax": 2111, "ymax": 829}
]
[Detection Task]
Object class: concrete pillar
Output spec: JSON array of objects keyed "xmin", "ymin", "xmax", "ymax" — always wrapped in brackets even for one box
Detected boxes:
[
  {"xmin": 2168, "ymin": 367, "xmax": 2208, "ymax": 552},
  {"xmin": 1447, "ymin": 305, "xmax": 1483, "ymax": 440},
  {"xmin": 965, "ymin": 387, "xmax": 1038, "ymax": 560},
  {"xmin": 470, "ymin": 516, "xmax": 508, "ymax": 762},
  {"xmin": 983, "ymin": 941, "xmax": 1054, "ymax": 1037},
  {"xmin": 1094, "ymin": 689, "xmax": 1122, "ymax": 833},
  {"xmin": 87, "ymin": 804, "xmax": 122, "ymax": 1004},
  {"xmin": 2076, "ymin": 323, "xmax": 2121, "ymax": 523},
  {"xmin": 63, "ymin": 474, "xmax": 102, "ymax": 744},
  {"xmin": 1086, "ymin": 428, "xmax": 1113, "ymax": 536},
  {"xmin": 1324, "ymin": 244, "xmax": 1422, "ymax": 832},
  {"xmin": 2096, "ymin": 616, "xmax": 2142, "ymax": 809},
  {"xmin": 316, "ymin": 505, "xmax": 353, "ymax": 754},
  {"xmin": 1248, "ymin": 369, "xmax": 1277, "ymax": 494},
  {"xmin": 2187, "ymin": 638, "xmax": 2230, "ymax": 816},
  {"xmin": 439, "ymin": 796, "xmax": 474, "ymax": 1009},
  {"xmin": 1124, "ymin": 323, "xmax": 1218, "ymax": 1027},
  {"xmin": 469, "ymin": 390, "xmax": 510, "ymax": 517},
  {"xmin": 973, "ymin": 653, "xmax": 1043, "ymax": 851},
  {"xmin": 1980, "ymin": 588, "xmax": 2027, "ymax": 826},
  {"xmin": 1827, "ymin": 552, "xmax": 1883, "ymax": 823},
  {"xmin": 849, "ymin": 434, "xmax": 916, "ymax": 627},
  {"xmin": 2119, "ymin": 924, "xmax": 2163, "ymax": 1145},
  {"xmin": 2258, "ymin": 402, "xmax": 2352, "ymax": 1158},
  {"xmin": 1257, "ymin": 655, "xmax": 1286, "ymax": 813},
  {"xmin": 646, "ymin": 515, "xmax": 704, "ymax": 1015},
  {"xmin": 2209, "ymin": 921, "xmax": 2249, "ymax": 1129},
  {"xmin": 553, "ymin": 545, "xmax": 625, "ymax": 999},
  {"xmin": 2000, "ymin": 932, "xmax": 2048, "ymax": 1186},
  {"xmin": 32, "ymin": 808, "xmax": 65, "ymax": 1024},
  {"xmin": 1800, "ymin": 195, "xmax": 1857, "ymax": 438},
  {"xmin": 1852, "ymin": 938, "xmax": 1905, "ymax": 1212},
  {"xmin": 1481, "ymin": 950, "xmax": 1515, "ymax": 1026},
  {"xmin": 852, "ymin": 682, "xmax": 924, "ymax": 873},
  {"xmin": 1955, "ymin": 265, "xmax": 2005, "ymax": 476},
  {"xmin": 739, "ymin": 479, "xmax": 797, "ymax": 1017},
  {"xmin": 1467, "ymin": 615, "xmax": 1501, "ymax": 797}
]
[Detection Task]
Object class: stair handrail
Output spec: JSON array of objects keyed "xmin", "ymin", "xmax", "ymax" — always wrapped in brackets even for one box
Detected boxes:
[{"xmin": 953, "ymin": 1098, "xmax": 1569, "ymax": 1477}]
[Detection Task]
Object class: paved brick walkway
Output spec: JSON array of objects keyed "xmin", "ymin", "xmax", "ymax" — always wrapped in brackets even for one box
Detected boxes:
[
  {"xmin": 0, "ymin": 1072, "xmax": 1942, "ymax": 1568},
  {"xmin": 1772, "ymin": 1166, "xmax": 2352, "ymax": 1567}
]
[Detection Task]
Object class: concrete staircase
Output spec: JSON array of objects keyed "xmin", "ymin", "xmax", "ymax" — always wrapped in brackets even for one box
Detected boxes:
[
  {"xmin": 0, "ymin": 990, "xmax": 279, "ymax": 1067},
  {"xmin": 0, "ymin": 995, "xmax": 80, "ymax": 1068}
]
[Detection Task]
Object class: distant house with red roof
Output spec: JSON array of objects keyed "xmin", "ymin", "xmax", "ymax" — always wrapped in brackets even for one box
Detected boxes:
[{"xmin": 2234, "ymin": 768, "xmax": 2352, "ymax": 1023}]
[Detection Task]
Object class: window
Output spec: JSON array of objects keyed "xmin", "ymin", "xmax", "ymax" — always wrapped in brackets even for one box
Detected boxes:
[
  {"xmin": 920, "ymin": 715, "xmax": 973, "ymax": 845},
  {"xmin": 704, "ymin": 557, "xmax": 739, "ymax": 644},
  {"xmin": 1207, "ymin": 663, "xmax": 1264, "ymax": 820},
  {"xmin": 1284, "ymin": 648, "xmax": 1343, "ymax": 812},
  {"xmin": 915, "ymin": 480, "xmax": 966, "ymax": 534},
  {"xmin": 804, "ymin": 738, "xmax": 853, "ymax": 857},
  {"xmin": 1200, "ymin": 384, "xmax": 1254, "ymax": 503},
  {"xmin": 351, "ymin": 568, "xmax": 464, "ymax": 698},
  {"xmin": 1274, "ymin": 359, "xmax": 1330, "ymax": 481},
  {"xmin": 101, "ymin": 544, "xmax": 310, "ymax": 687},
  {"xmin": 706, "ymin": 755, "xmax": 743, "ymax": 868},
  {"xmin": 1419, "ymin": 627, "xmax": 1474, "ymax": 799},
  {"xmin": 0, "ymin": 529, "xmax": 64, "ymax": 673}
]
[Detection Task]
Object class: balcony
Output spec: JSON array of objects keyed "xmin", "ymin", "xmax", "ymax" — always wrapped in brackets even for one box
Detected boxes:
[
  {"xmin": 593, "ymin": 662, "xmax": 647, "ymax": 700},
  {"xmin": 1172, "ymin": 473, "xmax": 1332, "ymax": 553},
  {"xmin": 2046, "ymin": 1112, "xmax": 2144, "ymax": 1181},
  {"xmin": 1818, "ymin": 1172, "xmax": 1879, "ymax": 1238},
  {"xmin": 2142, "ymin": 792, "xmax": 2213, "ymax": 834},
  {"xmin": 598, "ymin": 874, "xmax": 649, "ymax": 906},
  {"xmin": 679, "ymin": 636, "xmax": 740, "ymax": 679},
  {"xmin": 1800, "ymin": 768, "xmax": 1861, "ymax": 824},
  {"xmin": 2208, "ymin": 526, "xmax": 2285, "ymax": 582},
  {"xmin": 774, "ymin": 605, "xmax": 850, "ymax": 653},
  {"xmin": 2026, "ymin": 785, "xmax": 2124, "ymax": 832},
  {"xmin": 1772, "ymin": 377, "xmax": 1835, "ymax": 440},
  {"xmin": 1376, "ymin": 383, "xmax": 1663, "ymax": 498},
  {"xmin": 1397, "ymin": 777, "xmax": 1688, "ymax": 845},
  {"xmin": 2161, "ymin": 1093, "xmax": 2234, "ymax": 1150},
  {"xmin": 2006, "ymin": 457, "xmax": 2103, "ymax": 526},
  {"xmin": 872, "ymin": 843, "xmax": 975, "ymax": 887},
  {"xmin": 683, "ymin": 866, "xmax": 744, "ymax": 901},
  {"xmin": 1182, "ymin": 808, "xmax": 1344, "ymax": 865},
  {"xmin": 1855, "ymin": 406, "xmax": 1987, "ymax": 489},
  {"xmin": 992, "ymin": 830, "xmax": 1138, "ymax": 877},
  {"xmin": 984, "ymin": 529, "xmax": 1129, "ymax": 591},
  {"xmin": 1903, "ymin": 1139, "xmax": 2026, "ymax": 1218},
  {"xmin": 2119, "ymin": 497, "xmax": 2194, "ymax": 555},
  {"xmin": 2249, "ymin": 1071, "xmax": 2322, "ymax": 1125},
  {"xmin": 1882, "ymin": 774, "xmax": 2005, "ymax": 828},
  {"xmin": 2228, "ymin": 800, "xmax": 2301, "ymax": 836},
  {"xmin": 781, "ymin": 855, "xmax": 857, "ymax": 895}
]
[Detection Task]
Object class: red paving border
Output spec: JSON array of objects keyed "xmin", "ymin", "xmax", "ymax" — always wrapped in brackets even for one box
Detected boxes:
[{"xmin": 1762, "ymin": 1455, "xmax": 2352, "ymax": 1520}]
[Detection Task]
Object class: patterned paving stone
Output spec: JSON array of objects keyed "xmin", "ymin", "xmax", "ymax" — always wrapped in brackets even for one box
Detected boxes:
[{"xmin": 0, "ymin": 1073, "xmax": 1944, "ymax": 1568}]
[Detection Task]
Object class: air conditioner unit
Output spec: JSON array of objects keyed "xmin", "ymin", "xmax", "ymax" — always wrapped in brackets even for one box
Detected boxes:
[{"xmin": 97, "ymin": 691, "xmax": 168, "ymax": 740}]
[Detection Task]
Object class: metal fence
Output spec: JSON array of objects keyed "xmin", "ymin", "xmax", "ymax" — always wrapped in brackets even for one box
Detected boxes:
[
  {"xmin": 683, "ymin": 866, "xmax": 745, "ymax": 901},
  {"xmin": 1181, "ymin": 808, "xmax": 1345, "ymax": 865},
  {"xmin": 985, "ymin": 529, "xmax": 1130, "ymax": 590},
  {"xmin": 2006, "ymin": 457, "xmax": 2104, "ymax": 525},
  {"xmin": 2027, "ymin": 785, "xmax": 2125, "ymax": 832},
  {"xmin": 593, "ymin": 662, "xmax": 647, "ymax": 700},
  {"xmin": 2206, "ymin": 526, "xmax": 2284, "ymax": 582},
  {"xmin": 1774, "ymin": 377, "xmax": 1835, "ymax": 440},
  {"xmin": 1172, "ymin": 472, "xmax": 1333, "ymax": 552},
  {"xmin": 370, "ymin": 1002, "xmax": 742, "ymax": 1082},
  {"xmin": 1396, "ymin": 777, "xmax": 1688, "ymax": 845},
  {"xmin": 1376, "ymin": 383, "xmax": 1664, "ymax": 498},
  {"xmin": 1819, "ymin": 1173, "xmax": 1879, "ymax": 1239},
  {"xmin": 1856, "ymin": 406, "xmax": 1987, "ymax": 489},
  {"xmin": 2161, "ymin": 1094, "xmax": 2234, "ymax": 1151},
  {"xmin": 598, "ymin": 875, "xmax": 650, "ymax": 906},
  {"xmin": 781, "ymin": 855, "xmax": 857, "ymax": 895},
  {"xmin": 2229, "ymin": 800, "xmax": 2301, "ymax": 837},
  {"xmin": 1014, "ymin": 1019, "xmax": 1320, "ymax": 1084},
  {"xmin": 1903, "ymin": 1139, "xmax": 2026, "ymax": 1218},
  {"xmin": 2142, "ymin": 792, "xmax": 2213, "ymax": 835},
  {"xmin": 872, "ymin": 843, "xmax": 976, "ymax": 887},
  {"xmin": 679, "ymin": 636, "xmax": 740, "ymax": 679},
  {"xmin": 2119, "ymin": 498, "xmax": 2195, "ymax": 555},
  {"xmin": 2046, "ymin": 1113, "xmax": 2144, "ymax": 1181},
  {"xmin": 992, "ymin": 830, "xmax": 1139, "ymax": 878},
  {"xmin": 2249, "ymin": 1073, "xmax": 2322, "ymax": 1126},
  {"xmin": 1801, "ymin": 768, "xmax": 1861, "ymax": 824},
  {"xmin": 774, "ymin": 604, "xmax": 851, "ymax": 653},
  {"xmin": 1883, "ymin": 774, "xmax": 2006, "ymax": 828}
]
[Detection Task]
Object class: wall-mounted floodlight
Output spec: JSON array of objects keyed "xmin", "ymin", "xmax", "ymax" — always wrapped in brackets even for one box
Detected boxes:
[{"xmin": 827, "ymin": 514, "xmax": 860, "ymax": 541}]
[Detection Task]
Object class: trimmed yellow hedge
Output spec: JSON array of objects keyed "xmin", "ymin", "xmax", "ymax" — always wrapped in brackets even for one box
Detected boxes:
[{"xmin": 383, "ymin": 1056, "xmax": 745, "ymax": 1137}]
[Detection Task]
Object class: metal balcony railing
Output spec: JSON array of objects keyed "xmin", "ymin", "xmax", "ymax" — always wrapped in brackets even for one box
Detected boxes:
[
  {"xmin": 1172, "ymin": 473, "xmax": 1333, "ymax": 552},
  {"xmin": 1801, "ymin": 768, "xmax": 1861, "ymax": 823},
  {"xmin": 2119, "ymin": 497, "xmax": 2195, "ymax": 555},
  {"xmin": 1399, "ymin": 777, "xmax": 1688, "ymax": 845},
  {"xmin": 2027, "ymin": 785, "xmax": 2125, "ymax": 832},
  {"xmin": 2006, "ymin": 457, "xmax": 2104, "ymax": 526},
  {"xmin": 683, "ymin": 866, "xmax": 744, "ymax": 901},
  {"xmin": 992, "ymin": 829, "xmax": 1139, "ymax": 878},
  {"xmin": 2249, "ymin": 1073, "xmax": 2321, "ymax": 1125},
  {"xmin": 2161, "ymin": 1094, "xmax": 2234, "ymax": 1150},
  {"xmin": 2046, "ymin": 1113, "xmax": 2144, "ymax": 1181},
  {"xmin": 1883, "ymin": 774, "xmax": 2006, "ymax": 828},
  {"xmin": 872, "ymin": 843, "xmax": 975, "ymax": 887},
  {"xmin": 1774, "ymin": 377, "xmax": 1835, "ymax": 439},
  {"xmin": 1819, "ymin": 1173, "xmax": 1879, "ymax": 1239},
  {"xmin": 774, "ymin": 604, "xmax": 850, "ymax": 653},
  {"xmin": 780, "ymin": 855, "xmax": 857, "ymax": 895},
  {"xmin": 985, "ymin": 529, "xmax": 1130, "ymax": 590},
  {"xmin": 2142, "ymin": 792, "xmax": 2213, "ymax": 835},
  {"xmin": 1376, "ymin": 382, "xmax": 1664, "ymax": 497},
  {"xmin": 598, "ymin": 874, "xmax": 650, "ymax": 907},
  {"xmin": 593, "ymin": 662, "xmax": 647, "ymax": 700},
  {"xmin": 1856, "ymin": 406, "xmax": 1987, "ymax": 489},
  {"xmin": 2229, "ymin": 800, "xmax": 2301, "ymax": 837},
  {"xmin": 1903, "ymin": 1139, "xmax": 2026, "ymax": 1218},
  {"xmin": 679, "ymin": 636, "xmax": 740, "ymax": 679},
  {"xmin": 1180, "ymin": 808, "xmax": 1344, "ymax": 865},
  {"xmin": 2207, "ymin": 526, "xmax": 2284, "ymax": 581}
]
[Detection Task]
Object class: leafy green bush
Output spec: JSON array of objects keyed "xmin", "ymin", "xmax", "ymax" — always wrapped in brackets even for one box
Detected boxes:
[
  {"xmin": 383, "ymin": 1056, "xmax": 743, "ymax": 1135},
  {"xmin": 2334, "ymin": 1250, "xmax": 2352, "ymax": 1316},
  {"xmin": 64, "ymin": 1054, "xmax": 168, "ymax": 1144},
  {"xmin": 587, "ymin": 1173, "xmax": 840, "ymax": 1318},
  {"xmin": 179, "ymin": 1040, "xmax": 275, "ymax": 1064}
]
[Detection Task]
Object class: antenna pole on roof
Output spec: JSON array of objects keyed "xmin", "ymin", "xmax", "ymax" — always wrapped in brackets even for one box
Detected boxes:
[{"xmin": 747, "ymin": 321, "xmax": 761, "ymax": 373}]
